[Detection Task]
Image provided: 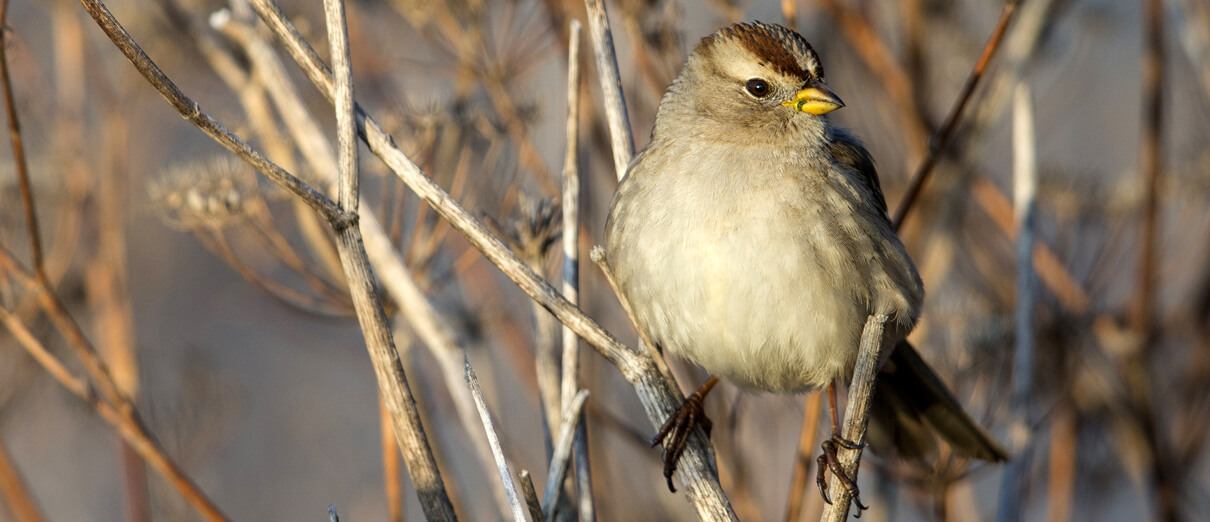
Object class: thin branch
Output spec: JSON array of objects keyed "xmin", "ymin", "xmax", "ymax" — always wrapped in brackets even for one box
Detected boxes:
[
  {"xmin": 542, "ymin": 389, "xmax": 590, "ymax": 520},
  {"xmin": 0, "ymin": 0, "xmax": 46, "ymax": 285},
  {"xmin": 995, "ymin": 83, "xmax": 1039, "ymax": 522},
  {"xmin": 783, "ymin": 391, "xmax": 823, "ymax": 522},
  {"xmin": 75, "ymin": 0, "xmax": 343, "ymax": 224},
  {"xmin": 583, "ymin": 0, "xmax": 635, "ymax": 178},
  {"xmin": 890, "ymin": 0, "xmax": 1022, "ymax": 231},
  {"xmin": 560, "ymin": 19, "xmax": 594, "ymax": 522},
  {"xmin": 465, "ymin": 360, "xmax": 528, "ymax": 522},
  {"xmin": 520, "ymin": 470, "xmax": 547, "ymax": 522},
  {"xmin": 0, "ymin": 286, "xmax": 227, "ymax": 521},
  {"xmin": 321, "ymin": 0, "xmax": 458, "ymax": 518},
  {"xmin": 0, "ymin": 424, "xmax": 45, "ymax": 522},
  {"xmin": 819, "ymin": 315, "xmax": 888, "ymax": 522}
]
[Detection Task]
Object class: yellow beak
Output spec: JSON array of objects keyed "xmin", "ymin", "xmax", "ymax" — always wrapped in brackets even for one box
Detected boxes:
[{"xmin": 782, "ymin": 80, "xmax": 845, "ymax": 115}]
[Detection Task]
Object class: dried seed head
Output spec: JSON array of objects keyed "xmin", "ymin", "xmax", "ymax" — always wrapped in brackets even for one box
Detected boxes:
[{"xmin": 150, "ymin": 156, "xmax": 259, "ymax": 230}]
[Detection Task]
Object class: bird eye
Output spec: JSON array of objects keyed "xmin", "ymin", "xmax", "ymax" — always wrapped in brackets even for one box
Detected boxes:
[{"xmin": 745, "ymin": 78, "xmax": 770, "ymax": 98}]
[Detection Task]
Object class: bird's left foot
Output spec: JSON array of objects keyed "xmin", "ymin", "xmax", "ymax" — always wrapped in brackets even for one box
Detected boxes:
[
  {"xmin": 651, "ymin": 377, "xmax": 718, "ymax": 492},
  {"xmin": 815, "ymin": 435, "xmax": 869, "ymax": 513}
]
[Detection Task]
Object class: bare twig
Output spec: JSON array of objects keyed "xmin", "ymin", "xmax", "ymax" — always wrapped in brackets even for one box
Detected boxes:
[
  {"xmin": 819, "ymin": 315, "xmax": 888, "ymax": 522},
  {"xmin": 465, "ymin": 360, "xmax": 528, "ymax": 522},
  {"xmin": 783, "ymin": 391, "xmax": 823, "ymax": 522},
  {"xmin": 0, "ymin": 436, "xmax": 44, "ymax": 522},
  {"xmin": 995, "ymin": 83, "xmax": 1039, "ymax": 522},
  {"xmin": 520, "ymin": 470, "xmax": 547, "ymax": 522},
  {"xmin": 322, "ymin": 1, "xmax": 457, "ymax": 518},
  {"xmin": 0, "ymin": 267, "xmax": 227, "ymax": 521},
  {"xmin": 560, "ymin": 19, "xmax": 594, "ymax": 522},
  {"xmin": 379, "ymin": 398, "xmax": 403, "ymax": 522},
  {"xmin": 76, "ymin": 0, "xmax": 342, "ymax": 223},
  {"xmin": 890, "ymin": 0, "xmax": 1022, "ymax": 231},
  {"xmin": 583, "ymin": 0, "xmax": 635, "ymax": 178},
  {"xmin": 542, "ymin": 389, "xmax": 590, "ymax": 520},
  {"xmin": 0, "ymin": 0, "xmax": 46, "ymax": 285}
]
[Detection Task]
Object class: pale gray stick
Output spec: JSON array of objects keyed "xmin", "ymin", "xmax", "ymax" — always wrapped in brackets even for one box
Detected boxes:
[
  {"xmin": 321, "ymin": 0, "xmax": 457, "ymax": 519},
  {"xmin": 75, "ymin": 1, "xmax": 456, "ymax": 519},
  {"xmin": 560, "ymin": 19, "xmax": 595, "ymax": 522},
  {"xmin": 465, "ymin": 360, "xmax": 529, "ymax": 522},
  {"xmin": 245, "ymin": 2, "xmax": 735, "ymax": 517},
  {"xmin": 520, "ymin": 471, "xmax": 546, "ymax": 522},
  {"xmin": 212, "ymin": 8, "xmax": 512, "ymax": 513},
  {"xmin": 583, "ymin": 0, "xmax": 635, "ymax": 178},
  {"xmin": 819, "ymin": 315, "xmax": 888, "ymax": 522},
  {"xmin": 995, "ymin": 83, "xmax": 1038, "ymax": 522},
  {"xmin": 541, "ymin": 389, "xmax": 590, "ymax": 520}
]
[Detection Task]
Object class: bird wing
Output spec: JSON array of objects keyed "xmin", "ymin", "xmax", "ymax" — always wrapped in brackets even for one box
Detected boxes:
[{"xmin": 827, "ymin": 128, "xmax": 888, "ymax": 216}]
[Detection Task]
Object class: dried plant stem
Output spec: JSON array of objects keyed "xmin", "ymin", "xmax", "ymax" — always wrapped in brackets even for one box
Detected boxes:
[
  {"xmin": 323, "ymin": 0, "xmax": 457, "ymax": 519},
  {"xmin": 465, "ymin": 361, "xmax": 528, "ymax": 522},
  {"xmin": 561, "ymin": 20, "xmax": 594, "ymax": 522},
  {"xmin": 0, "ymin": 269, "xmax": 226, "ymax": 521},
  {"xmin": 0, "ymin": 436, "xmax": 43, "ymax": 522},
  {"xmin": 0, "ymin": 0, "xmax": 45, "ymax": 285},
  {"xmin": 819, "ymin": 315, "xmax": 888, "ymax": 522},
  {"xmin": 783, "ymin": 391, "xmax": 823, "ymax": 522},
  {"xmin": 890, "ymin": 0, "xmax": 1021, "ymax": 231},
  {"xmin": 995, "ymin": 83, "xmax": 1038, "ymax": 522},
  {"xmin": 379, "ymin": 398, "xmax": 403, "ymax": 522},
  {"xmin": 520, "ymin": 470, "xmax": 546, "ymax": 522},
  {"xmin": 542, "ymin": 390, "xmax": 590, "ymax": 520},
  {"xmin": 583, "ymin": 0, "xmax": 635, "ymax": 178},
  {"xmin": 243, "ymin": 1, "xmax": 733, "ymax": 516}
]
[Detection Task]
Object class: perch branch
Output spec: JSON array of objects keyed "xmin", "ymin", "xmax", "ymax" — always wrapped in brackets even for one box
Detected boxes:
[{"xmin": 819, "ymin": 315, "xmax": 888, "ymax": 522}]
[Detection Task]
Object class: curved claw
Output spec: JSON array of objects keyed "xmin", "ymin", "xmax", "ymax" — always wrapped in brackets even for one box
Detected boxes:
[
  {"xmin": 651, "ymin": 381, "xmax": 715, "ymax": 493},
  {"xmin": 816, "ymin": 438, "xmax": 869, "ymax": 514}
]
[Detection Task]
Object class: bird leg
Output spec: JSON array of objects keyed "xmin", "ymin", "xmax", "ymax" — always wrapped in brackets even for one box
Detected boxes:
[
  {"xmin": 651, "ymin": 375, "xmax": 719, "ymax": 492},
  {"xmin": 816, "ymin": 380, "xmax": 869, "ymax": 512}
]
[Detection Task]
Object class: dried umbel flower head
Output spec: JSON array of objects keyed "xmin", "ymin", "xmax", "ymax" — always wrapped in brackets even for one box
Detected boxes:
[
  {"xmin": 149, "ymin": 156, "xmax": 260, "ymax": 231},
  {"xmin": 491, "ymin": 195, "xmax": 560, "ymax": 267}
]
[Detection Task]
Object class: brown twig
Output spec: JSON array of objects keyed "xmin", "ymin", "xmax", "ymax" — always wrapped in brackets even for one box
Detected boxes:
[
  {"xmin": 783, "ymin": 391, "xmax": 823, "ymax": 522},
  {"xmin": 0, "ymin": 0, "xmax": 46, "ymax": 285},
  {"xmin": 0, "ymin": 262, "xmax": 227, "ymax": 521},
  {"xmin": 890, "ymin": 0, "xmax": 1022, "ymax": 231},
  {"xmin": 0, "ymin": 431, "xmax": 44, "ymax": 522}
]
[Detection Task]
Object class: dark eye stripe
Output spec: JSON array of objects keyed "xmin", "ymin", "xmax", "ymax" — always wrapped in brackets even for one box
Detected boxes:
[{"xmin": 746, "ymin": 78, "xmax": 770, "ymax": 97}]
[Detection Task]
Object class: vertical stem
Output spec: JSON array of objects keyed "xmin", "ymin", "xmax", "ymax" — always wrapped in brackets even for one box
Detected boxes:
[
  {"xmin": 323, "ymin": 0, "xmax": 456, "ymax": 518},
  {"xmin": 995, "ymin": 83, "xmax": 1038, "ymax": 522},
  {"xmin": 0, "ymin": 0, "xmax": 46, "ymax": 285},
  {"xmin": 560, "ymin": 19, "xmax": 595, "ymax": 522},
  {"xmin": 583, "ymin": 0, "xmax": 635, "ymax": 178},
  {"xmin": 783, "ymin": 391, "xmax": 823, "ymax": 522},
  {"xmin": 819, "ymin": 315, "xmax": 888, "ymax": 522}
]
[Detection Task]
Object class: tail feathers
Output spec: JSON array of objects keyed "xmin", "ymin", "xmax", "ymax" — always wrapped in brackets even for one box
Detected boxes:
[{"xmin": 867, "ymin": 341, "xmax": 1008, "ymax": 462}]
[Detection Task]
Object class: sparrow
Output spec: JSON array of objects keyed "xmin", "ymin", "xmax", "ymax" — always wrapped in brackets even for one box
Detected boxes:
[{"xmin": 603, "ymin": 21, "xmax": 1007, "ymax": 507}]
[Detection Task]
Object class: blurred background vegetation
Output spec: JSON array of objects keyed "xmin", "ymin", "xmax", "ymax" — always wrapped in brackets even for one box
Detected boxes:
[{"xmin": 1, "ymin": 0, "xmax": 1209, "ymax": 520}]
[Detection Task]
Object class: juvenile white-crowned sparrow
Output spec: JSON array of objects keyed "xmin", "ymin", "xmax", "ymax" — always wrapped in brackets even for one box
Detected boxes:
[{"xmin": 604, "ymin": 21, "xmax": 1007, "ymax": 504}]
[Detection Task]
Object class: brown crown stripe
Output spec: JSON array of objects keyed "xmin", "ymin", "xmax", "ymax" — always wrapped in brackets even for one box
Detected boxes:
[{"xmin": 710, "ymin": 22, "xmax": 824, "ymax": 82}]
